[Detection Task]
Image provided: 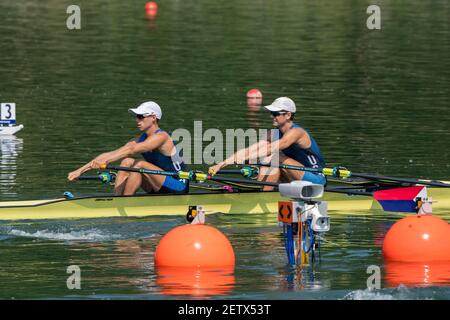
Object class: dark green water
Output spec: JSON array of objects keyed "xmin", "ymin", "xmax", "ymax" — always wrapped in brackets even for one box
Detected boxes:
[{"xmin": 0, "ymin": 0, "xmax": 449, "ymax": 299}]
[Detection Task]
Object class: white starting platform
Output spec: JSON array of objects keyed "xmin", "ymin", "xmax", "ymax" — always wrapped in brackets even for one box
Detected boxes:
[{"xmin": 0, "ymin": 103, "xmax": 24, "ymax": 135}]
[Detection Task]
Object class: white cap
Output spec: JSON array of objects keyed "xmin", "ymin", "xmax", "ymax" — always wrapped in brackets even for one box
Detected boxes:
[
  {"xmin": 129, "ymin": 101, "xmax": 162, "ymax": 119},
  {"xmin": 264, "ymin": 97, "xmax": 296, "ymax": 113}
]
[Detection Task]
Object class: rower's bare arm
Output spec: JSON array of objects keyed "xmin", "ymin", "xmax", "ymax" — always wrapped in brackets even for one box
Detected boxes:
[
  {"xmin": 67, "ymin": 162, "xmax": 93, "ymax": 181},
  {"xmin": 93, "ymin": 135, "xmax": 165, "ymax": 166},
  {"xmin": 208, "ymin": 138, "xmax": 270, "ymax": 175},
  {"xmin": 98, "ymin": 140, "xmax": 137, "ymax": 159},
  {"xmin": 67, "ymin": 140, "xmax": 139, "ymax": 181},
  {"xmin": 129, "ymin": 133, "xmax": 166, "ymax": 154},
  {"xmin": 270, "ymin": 128, "xmax": 306, "ymax": 152},
  {"xmin": 227, "ymin": 138, "xmax": 271, "ymax": 165}
]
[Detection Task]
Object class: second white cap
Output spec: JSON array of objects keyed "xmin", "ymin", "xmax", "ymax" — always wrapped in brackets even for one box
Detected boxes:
[
  {"xmin": 129, "ymin": 101, "xmax": 162, "ymax": 119},
  {"xmin": 264, "ymin": 97, "xmax": 296, "ymax": 113}
]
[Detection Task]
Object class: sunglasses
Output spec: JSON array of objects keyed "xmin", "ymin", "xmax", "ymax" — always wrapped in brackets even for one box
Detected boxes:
[
  {"xmin": 271, "ymin": 111, "xmax": 287, "ymax": 117},
  {"xmin": 135, "ymin": 114, "xmax": 155, "ymax": 120}
]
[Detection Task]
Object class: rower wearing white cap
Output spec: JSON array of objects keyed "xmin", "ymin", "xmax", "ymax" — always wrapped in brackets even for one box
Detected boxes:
[
  {"xmin": 209, "ymin": 97, "xmax": 326, "ymax": 189},
  {"xmin": 68, "ymin": 101, "xmax": 188, "ymax": 195}
]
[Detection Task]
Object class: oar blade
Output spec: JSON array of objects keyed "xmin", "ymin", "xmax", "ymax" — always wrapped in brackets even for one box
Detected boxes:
[{"xmin": 373, "ymin": 186, "xmax": 427, "ymax": 213}]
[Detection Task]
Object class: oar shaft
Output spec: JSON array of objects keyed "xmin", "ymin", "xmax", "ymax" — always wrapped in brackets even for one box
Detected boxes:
[
  {"xmin": 258, "ymin": 163, "xmax": 321, "ymax": 173},
  {"xmin": 325, "ymin": 187, "xmax": 372, "ymax": 196},
  {"xmin": 350, "ymin": 172, "xmax": 450, "ymax": 188},
  {"xmin": 88, "ymin": 165, "xmax": 377, "ymax": 196},
  {"xmin": 208, "ymin": 175, "xmax": 278, "ymax": 187},
  {"xmin": 104, "ymin": 165, "xmax": 185, "ymax": 178},
  {"xmin": 103, "ymin": 165, "xmax": 279, "ymax": 188},
  {"xmin": 255, "ymin": 163, "xmax": 450, "ymax": 188}
]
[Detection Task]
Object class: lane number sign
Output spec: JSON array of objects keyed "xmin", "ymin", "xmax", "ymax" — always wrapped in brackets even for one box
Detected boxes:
[{"xmin": 0, "ymin": 103, "xmax": 16, "ymax": 125}]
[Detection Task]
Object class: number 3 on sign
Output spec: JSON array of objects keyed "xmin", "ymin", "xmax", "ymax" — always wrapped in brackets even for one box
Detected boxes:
[{"xmin": 0, "ymin": 103, "xmax": 16, "ymax": 124}]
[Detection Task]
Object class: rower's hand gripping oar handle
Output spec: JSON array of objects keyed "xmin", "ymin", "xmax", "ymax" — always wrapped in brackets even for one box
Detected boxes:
[{"xmin": 78, "ymin": 171, "xmax": 116, "ymax": 184}]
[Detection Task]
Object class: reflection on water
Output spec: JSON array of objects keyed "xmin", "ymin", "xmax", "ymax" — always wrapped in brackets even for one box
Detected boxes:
[
  {"xmin": 246, "ymin": 108, "xmax": 263, "ymax": 128},
  {"xmin": 156, "ymin": 266, "xmax": 235, "ymax": 298},
  {"xmin": 0, "ymin": 212, "xmax": 449, "ymax": 299},
  {"xmin": 0, "ymin": 136, "xmax": 23, "ymax": 199},
  {"xmin": 278, "ymin": 266, "xmax": 330, "ymax": 292},
  {"xmin": 384, "ymin": 261, "xmax": 450, "ymax": 288}
]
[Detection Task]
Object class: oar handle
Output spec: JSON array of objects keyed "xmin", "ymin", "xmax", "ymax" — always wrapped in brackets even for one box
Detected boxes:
[
  {"xmin": 78, "ymin": 176, "xmax": 104, "ymax": 181},
  {"xmin": 218, "ymin": 166, "xmax": 259, "ymax": 178},
  {"xmin": 79, "ymin": 171, "xmax": 116, "ymax": 184},
  {"xmin": 218, "ymin": 169, "xmax": 244, "ymax": 175}
]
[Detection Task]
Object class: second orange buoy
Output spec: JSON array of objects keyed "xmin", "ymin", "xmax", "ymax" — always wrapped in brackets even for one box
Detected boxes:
[{"xmin": 383, "ymin": 214, "xmax": 450, "ymax": 262}]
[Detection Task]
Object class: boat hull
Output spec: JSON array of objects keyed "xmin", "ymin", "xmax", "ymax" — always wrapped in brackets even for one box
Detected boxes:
[
  {"xmin": 0, "ymin": 191, "xmax": 369, "ymax": 221},
  {"xmin": 0, "ymin": 188, "xmax": 448, "ymax": 221},
  {"xmin": 0, "ymin": 124, "xmax": 24, "ymax": 135}
]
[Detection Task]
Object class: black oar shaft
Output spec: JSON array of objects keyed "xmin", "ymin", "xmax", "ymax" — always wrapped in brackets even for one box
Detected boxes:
[
  {"xmin": 83, "ymin": 165, "xmax": 378, "ymax": 197},
  {"xmin": 208, "ymin": 175, "xmax": 278, "ymax": 187},
  {"xmin": 253, "ymin": 163, "xmax": 450, "ymax": 188},
  {"xmin": 350, "ymin": 172, "xmax": 450, "ymax": 188},
  {"xmin": 325, "ymin": 187, "xmax": 372, "ymax": 196},
  {"xmin": 104, "ymin": 165, "xmax": 279, "ymax": 188},
  {"xmin": 105, "ymin": 165, "xmax": 179, "ymax": 177}
]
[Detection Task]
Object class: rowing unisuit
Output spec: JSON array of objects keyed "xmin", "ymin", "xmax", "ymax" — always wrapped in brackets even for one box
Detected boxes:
[
  {"xmin": 137, "ymin": 128, "xmax": 189, "ymax": 193},
  {"xmin": 272, "ymin": 122, "xmax": 325, "ymax": 182}
]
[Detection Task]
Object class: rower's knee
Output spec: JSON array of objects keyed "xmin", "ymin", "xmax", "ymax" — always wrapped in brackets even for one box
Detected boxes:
[
  {"xmin": 120, "ymin": 157, "xmax": 135, "ymax": 167},
  {"xmin": 133, "ymin": 160, "xmax": 159, "ymax": 170},
  {"xmin": 259, "ymin": 166, "xmax": 279, "ymax": 176},
  {"xmin": 132, "ymin": 160, "xmax": 146, "ymax": 169}
]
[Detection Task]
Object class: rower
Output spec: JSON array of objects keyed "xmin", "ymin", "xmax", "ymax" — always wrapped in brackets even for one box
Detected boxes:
[
  {"xmin": 67, "ymin": 101, "xmax": 189, "ymax": 195},
  {"xmin": 209, "ymin": 97, "xmax": 326, "ymax": 190}
]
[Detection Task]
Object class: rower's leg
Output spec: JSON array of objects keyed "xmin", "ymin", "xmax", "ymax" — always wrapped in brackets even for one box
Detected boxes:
[
  {"xmin": 123, "ymin": 161, "xmax": 166, "ymax": 195},
  {"xmin": 114, "ymin": 158, "xmax": 136, "ymax": 195},
  {"xmin": 280, "ymin": 156, "xmax": 306, "ymax": 181},
  {"xmin": 256, "ymin": 155, "xmax": 281, "ymax": 191},
  {"xmin": 279, "ymin": 156, "xmax": 326, "ymax": 184}
]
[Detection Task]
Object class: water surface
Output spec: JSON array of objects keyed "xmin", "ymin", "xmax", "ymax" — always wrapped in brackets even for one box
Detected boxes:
[{"xmin": 0, "ymin": 0, "xmax": 449, "ymax": 299}]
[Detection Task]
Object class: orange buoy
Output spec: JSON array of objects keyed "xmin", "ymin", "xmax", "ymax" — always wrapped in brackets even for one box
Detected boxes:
[
  {"xmin": 383, "ymin": 215, "xmax": 450, "ymax": 262},
  {"xmin": 246, "ymin": 88, "xmax": 263, "ymax": 107},
  {"xmin": 145, "ymin": 2, "xmax": 158, "ymax": 19},
  {"xmin": 155, "ymin": 224, "xmax": 235, "ymax": 267},
  {"xmin": 246, "ymin": 88, "xmax": 262, "ymax": 98},
  {"xmin": 145, "ymin": 2, "xmax": 158, "ymax": 12}
]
